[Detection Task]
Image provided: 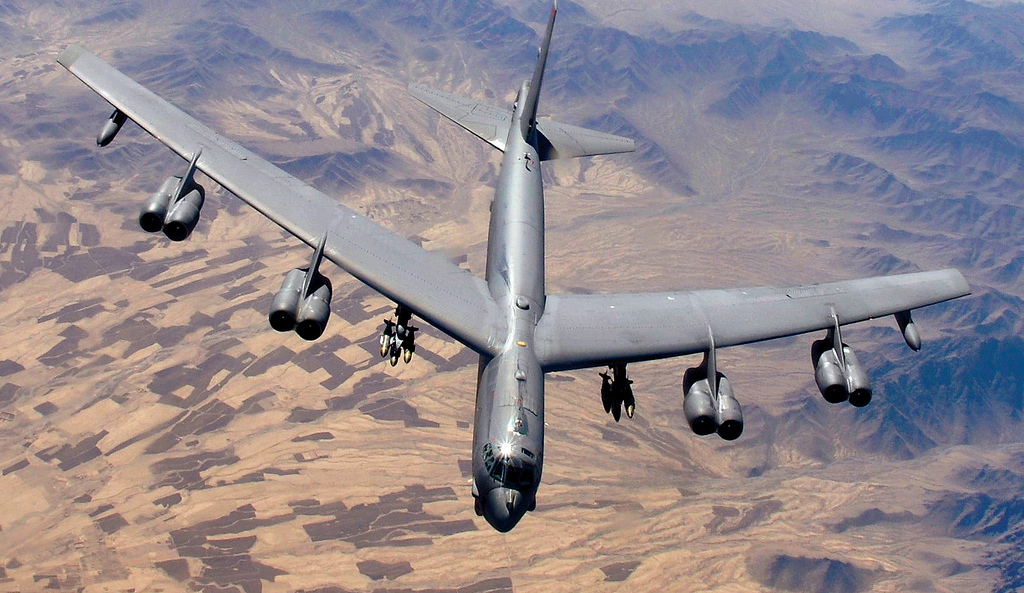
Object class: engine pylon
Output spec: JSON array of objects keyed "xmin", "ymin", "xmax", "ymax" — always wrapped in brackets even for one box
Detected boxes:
[
  {"xmin": 812, "ymin": 311, "xmax": 872, "ymax": 407},
  {"xmin": 683, "ymin": 329, "xmax": 743, "ymax": 440},
  {"xmin": 139, "ymin": 149, "xmax": 206, "ymax": 241}
]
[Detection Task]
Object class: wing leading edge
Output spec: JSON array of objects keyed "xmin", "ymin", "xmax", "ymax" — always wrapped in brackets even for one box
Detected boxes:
[
  {"xmin": 58, "ymin": 45, "xmax": 506, "ymax": 356},
  {"xmin": 535, "ymin": 269, "xmax": 970, "ymax": 372}
]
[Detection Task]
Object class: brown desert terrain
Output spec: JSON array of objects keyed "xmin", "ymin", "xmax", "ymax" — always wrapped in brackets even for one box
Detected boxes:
[{"xmin": 1, "ymin": 1, "xmax": 1022, "ymax": 592}]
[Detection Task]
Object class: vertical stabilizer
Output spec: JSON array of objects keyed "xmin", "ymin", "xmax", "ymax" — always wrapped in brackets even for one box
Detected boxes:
[{"xmin": 519, "ymin": 1, "xmax": 557, "ymax": 138}]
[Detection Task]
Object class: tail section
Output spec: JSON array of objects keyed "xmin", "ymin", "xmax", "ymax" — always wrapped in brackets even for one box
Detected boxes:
[
  {"xmin": 409, "ymin": 0, "xmax": 635, "ymax": 160},
  {"xmin": 408, "ymin": 83, "xmax": 511, "ymax": 152},
  {"xmin": 519, "ymin": 0, "xmax": 557, "ymax": 138},
  {"xmin": 535, "ymin": 119, "xmax": 635, "ymax": 160},
  {"xmin": 409, "ymin": 82, "xmax": 635, "ymax": 160}
]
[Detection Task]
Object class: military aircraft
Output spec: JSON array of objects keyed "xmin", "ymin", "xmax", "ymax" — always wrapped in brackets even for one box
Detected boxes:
[{"xmin": 58, "ymin": 1, "xmax": 969, "ymax": 532}]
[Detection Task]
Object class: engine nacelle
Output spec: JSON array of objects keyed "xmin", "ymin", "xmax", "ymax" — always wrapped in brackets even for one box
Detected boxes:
[
  {"xmin": 269, "ymin": 269, "xmax": 306, "ymax": 332},
  {"xmin": 842, "ymin": 345, "xmax": 872, "ymax": 407},
  {"xmin": 715, "ymin": 375, "xmax": 743, "ymax": 441},
  {"xmin": 296, "ymin": 274, "xmax": 332, "ymax": 341},
  {"xmin": 812, "ymin": 338, "xmax": 848, "ymax": 404},
  {"xmin": 683, "ymin": 366, "xmax": 717, "ymax": 436},
  {"xmin": 163, "ymin": 186, "xmax": 205, "ymax": 242},
  {"xmin": 139, "ymin": 176, "xmax": 179, "ymax": 233}
]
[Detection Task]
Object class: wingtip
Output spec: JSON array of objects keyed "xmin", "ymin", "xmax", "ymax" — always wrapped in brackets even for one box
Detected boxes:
[
  {"xmin": 57, "ymin": 44, "xmax": 86, "ymax": 68},
  {"xmin": 934, "ymin": 268, "xmax": 971, "ymax": 298},
  {"xmin": 952, "ymin": 268, "xmax": 971, "ymax": 296},
  {"xmin": 407, "ymin": 82, "xmax": 431, "ymax": 102}
]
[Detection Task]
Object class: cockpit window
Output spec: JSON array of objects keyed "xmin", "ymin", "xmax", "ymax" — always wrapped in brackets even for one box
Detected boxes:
[
  {"xmin": 482, "ymin": 443, "xmax": 536, "ymax": 488},
  {"xmin": 498, "ymin": 462, "xmax": 535, "ymax": 488}
]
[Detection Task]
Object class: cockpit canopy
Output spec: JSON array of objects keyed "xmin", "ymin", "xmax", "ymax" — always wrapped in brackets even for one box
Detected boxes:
[{"xmin": 482, "ymin": 442, "xmax": 537, "ymax": 489}]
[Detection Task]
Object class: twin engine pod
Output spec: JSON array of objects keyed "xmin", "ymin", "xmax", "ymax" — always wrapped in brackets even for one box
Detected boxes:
[
  {"xmin": 269, "ymin": 268, "xmax": 333, "ymax": 341},
  {"xmin": 811, "ymin": 338, "xmax": 872, "ymax": 407},
  {"xmin": 139, "ymin": 175, "xmax": 206, "ymax": 241},
  {"xmin": 682, "ymin": 366, "xmax": 743, "ymax": 441}
]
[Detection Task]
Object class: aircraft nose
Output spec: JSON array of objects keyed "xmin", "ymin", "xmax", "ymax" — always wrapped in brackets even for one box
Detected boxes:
[{"xmin": 482, "ymin": 487, "xmax": 527, "ymax": 532}]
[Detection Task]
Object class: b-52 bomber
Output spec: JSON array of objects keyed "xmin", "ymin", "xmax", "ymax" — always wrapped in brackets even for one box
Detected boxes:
[{"xmin": 59, "ymin": 2, "xmax": 969, "ymax": 532}]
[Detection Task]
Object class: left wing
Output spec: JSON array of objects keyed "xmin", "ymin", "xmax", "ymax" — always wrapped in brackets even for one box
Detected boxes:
[
  {"xmin": 535, "ymin": 269, "xmax": 969, "ymax": 371},
  {"xmin": 58, "ymin": 45, "xmax": 506, "ymax": 356}
]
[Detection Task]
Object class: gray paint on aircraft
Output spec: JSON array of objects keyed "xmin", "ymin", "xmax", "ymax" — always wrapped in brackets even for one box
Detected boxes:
[{"xmin": 58, "ymin": 0, "xmax": 968, "ymax": 532}]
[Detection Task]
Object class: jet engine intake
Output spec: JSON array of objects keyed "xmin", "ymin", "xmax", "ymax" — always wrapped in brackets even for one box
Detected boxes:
[
  {"xmin": 684, "ymin": 340, "xmax": 744, "ymax": 440},
  {"xmin": 714, "ymin": 375, "xmax": 743, "ymax": 441},
  {"xmin": 842, "ymin": 345, "xmax": 872, "ymax": 407},
  {"xmin": 139, "ymin": 176, "xmax": 179, "ymax": 233},
  {"xmin": 139, "ymin": 149, "xmax": 205, "ymax": 241},
  {"xmin": 268, "ymin": 269, "xmax": 333, "ymax": 340},
  {"xmin": 812, "ymin": 335, "xmax": 873, "ymax": 407},
  {"xmin": 812, "ymin": 338, "xmax": 848, "ymax": 404},
  {"xmin": 683, "ymin": 367, "xmax": 717, "ymax": 436},
  {"xmin": 269, "ymin": 269, "xmax": 306, "ymax": 332},
  {"xmin": 296, "ymin": 275, "xmax": 332, "ymax": 341},
  {"xmin": 163, "ymin": 186, "xmax": 205, "ymax": 242}
]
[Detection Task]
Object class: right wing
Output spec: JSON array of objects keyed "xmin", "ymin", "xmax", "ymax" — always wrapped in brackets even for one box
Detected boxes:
[
  {"xmin": 408, "ymin": 83, "xmax": 635, "ymax": 160},
  {"xmin": 535, "ymin": 269, "xmax": 969, "ymax": 371},
  {"xmin": 58, "ymin": 45, "xmax": 506, "ymax": 356}
]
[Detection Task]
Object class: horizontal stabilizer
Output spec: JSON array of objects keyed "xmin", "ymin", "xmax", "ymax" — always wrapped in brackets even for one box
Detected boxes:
[
  {"xmin": 408, "ymin": 83, "xmax": 634, "ymax": 160},
  {"xmin": 535, "ymin": 119, "xmax": 635, "ymax": 160},
  {"xmin": 408, "ymin": 83, "xmax": 511, "ymax": 152}
]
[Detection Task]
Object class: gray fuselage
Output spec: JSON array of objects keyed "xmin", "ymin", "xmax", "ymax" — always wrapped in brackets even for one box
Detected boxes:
[{"xmin": 473, "ymin": 82, "xmax": 547, "ymax": 532}]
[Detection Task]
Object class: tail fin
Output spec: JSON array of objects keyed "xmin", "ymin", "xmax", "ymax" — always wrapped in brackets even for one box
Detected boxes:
[
  {"xmin": 408, "ymin": 83, "xmax": 635, "ymax": 159},
  {"xmin": 519, "ymin": 0, "xmax": 557, "ymax": 138},
  {"xmin": 409, "ymin": 1, "xmax": 635, "ymax": 160}
]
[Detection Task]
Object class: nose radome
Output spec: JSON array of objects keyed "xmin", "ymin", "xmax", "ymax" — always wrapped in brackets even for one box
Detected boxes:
[{"xmin": 483, "ymin": 487, "xmax": 527, "ymax": 532}]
